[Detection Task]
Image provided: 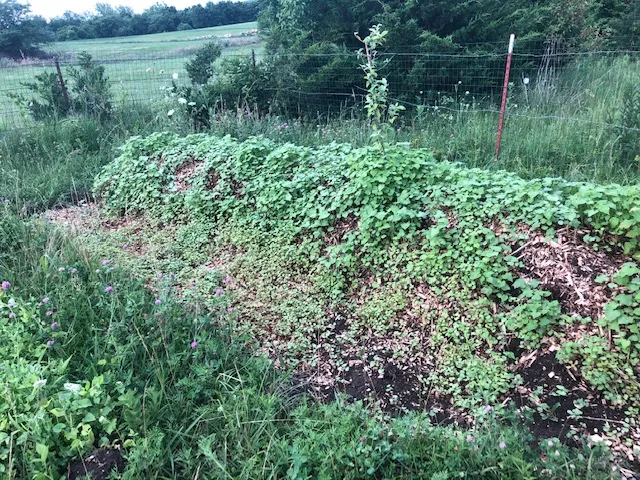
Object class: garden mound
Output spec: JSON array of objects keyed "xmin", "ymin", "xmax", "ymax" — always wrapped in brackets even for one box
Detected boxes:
[{"xmin": 84, "ymin": 133, "xmax": 640, "ymax": 466}]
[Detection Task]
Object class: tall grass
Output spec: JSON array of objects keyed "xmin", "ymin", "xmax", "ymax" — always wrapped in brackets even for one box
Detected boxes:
[{"xmin": 0, "ymin": 104, "xmax": 187, "ymax": 213}]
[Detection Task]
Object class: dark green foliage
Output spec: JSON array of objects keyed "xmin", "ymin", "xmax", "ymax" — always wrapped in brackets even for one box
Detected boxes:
[
  {"xmin": 252, "ymin": 0, "xmax": 639, "ymax": 117},
  {"xmin": 68, "ymin": 52, "xmax": 113, "ymax": 122},
  {"xmin": 185, "ymin": 41, "xmax": 223, "ymax": 85},
  {"xmin": 0, "ymin": 0, "xmax": 53, "ymax": 59}
]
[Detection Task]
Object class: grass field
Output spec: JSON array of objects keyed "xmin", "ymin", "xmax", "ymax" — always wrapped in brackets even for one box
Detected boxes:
[
  {"xmin": 0, "ymin": 22, "xmax": 261, "ymax": 129},
  {"xmin": 48, "ymin": 21, "xmax": 259, "ymax": 58}
]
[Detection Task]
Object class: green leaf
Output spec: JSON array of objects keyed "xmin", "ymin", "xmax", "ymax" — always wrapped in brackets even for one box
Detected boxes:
[{"xmin": 35, "ymin": 443, "xmax": 49, "ymax": 463}]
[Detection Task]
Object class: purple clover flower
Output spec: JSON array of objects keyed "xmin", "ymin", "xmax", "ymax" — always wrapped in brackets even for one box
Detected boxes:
[
  {"xmin": 46, "ymin": 340, "xmax": 54, "ymax": 346},
  {"xmin": 102, "ymin": 259, "xmax": 110, "ymax": 266},
  {"xmin": 215, "ymin": 289, "xmax": 223, "ymax": 296},
  {"xmin": 223, "ymin": 276, "xmax": 233, "ymax": 284},
  {"xmin": 155, "ymin": 299, "xmax": 162, "ymax": 305},
  {"xmin": 105, "ymin": 286, "xmax": 113, "ymax": 293},
  {"xmin": 42, "ymin": 297, "xmax": 50, "ymax": 304},
  {"xmin": 499, "ymin": 441, "xmax": 506, "ymax": 449},
  {"xmin": 1, "ymin": 281, "xmax": 10, "ymax": 291},
  {"xmin": 51, "ymin": 322, "xmax": 59, "ymax": 329},
  {"xmin": 71, "ymin": 268, "xmax": 78, "ymax": 274},
  {"xmin": 191, "ymin": 341, "xmax": 198, "ymax": 349},
  {"xmin": 9, "ymin": 313, "xmax": 16, "ymax": 319},
  {"xmin": 227, "ymin": 307, "xmax": 234, "ymax": 312}
]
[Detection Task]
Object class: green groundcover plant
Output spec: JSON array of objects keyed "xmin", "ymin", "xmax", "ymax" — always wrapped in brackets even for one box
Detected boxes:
[{"xmin": 94, "ymin": 132, "xmax": 640, "ymax": 405}]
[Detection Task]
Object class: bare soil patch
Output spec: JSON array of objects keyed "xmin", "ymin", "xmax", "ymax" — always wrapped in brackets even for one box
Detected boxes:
[
  {"xmin": 67, "ymin": 447, "xmax": 124, "ymax": 480},
  {"xmin": 173, "ymin": 160, "xmax": 203, "ymax": 192},
  {"xmin": 324, "ymin": 214, "xmax": 358, "ymax": 246}
]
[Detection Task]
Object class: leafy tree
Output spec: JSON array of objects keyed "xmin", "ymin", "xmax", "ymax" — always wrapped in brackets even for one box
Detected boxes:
[
  {"xmin": 143, "ymin": 3, "xmax": 180, "ymax": 34},
  {"xmin": 0, "ymin": 0, "xmax": 53, "ymax": 59}
]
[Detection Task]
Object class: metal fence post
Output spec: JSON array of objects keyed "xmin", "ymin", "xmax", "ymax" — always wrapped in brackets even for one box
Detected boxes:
[
  {"xmin": 54, "ymin": 56, "xmax": 71, "ymax": 111},
  {"xmin": 495, "ymin": 34, "xmax": 515, "ymax": 162}
]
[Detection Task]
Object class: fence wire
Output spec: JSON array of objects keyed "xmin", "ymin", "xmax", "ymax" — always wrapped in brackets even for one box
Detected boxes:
[{"xmin": 1, "ymin": 46, "xmax": 639, "ymax": 136}]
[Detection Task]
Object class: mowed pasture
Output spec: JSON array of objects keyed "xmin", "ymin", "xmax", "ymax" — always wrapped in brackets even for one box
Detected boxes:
[
  {"xmin": 0, "ymin": 22, "xmax": 261, "ymax": 129},
  {"xmin": 47, "ymin": 21, "xmax": 259, "ymax": 58}
]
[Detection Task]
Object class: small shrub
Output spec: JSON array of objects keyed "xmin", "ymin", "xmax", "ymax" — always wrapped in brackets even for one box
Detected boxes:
[
  {"xmin": 9, "ymin": 52, "xmax": 112, "ymax": 122},
  {"xmin": 68, "ymin": 52, "xmax": 113, "ymax": 122},
  {"xmin": 8, "ymin": 71, "xmax": 71, "ymax": 120},
  {"xmin": 185, "ymin": 41, "xmax": 222, "ymax": 86}
]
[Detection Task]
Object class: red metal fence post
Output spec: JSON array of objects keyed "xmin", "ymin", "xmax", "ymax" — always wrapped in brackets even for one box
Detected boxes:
[{"xmin": 495, "ymin": 34, "xmax": 515, "ymax": 162}]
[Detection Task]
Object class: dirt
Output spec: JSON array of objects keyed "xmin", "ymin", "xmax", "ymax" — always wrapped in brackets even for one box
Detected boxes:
[
  {"xmin": 514, "ymin": 352, "xmax": 625, "ymax": 436},
  {"xmin": 324, "ymin": 214, "xmax": 359, "ymax": 246},
  {"xmin": 173, "ymin": 160, "xmax": 203, "ymax": 192},
  {"xmin": 516, "ymin": 228, "xmax": 627, "ymax": 318},
  {"xmin": 206, "ymin": 170, "xmax": 220, "ymax": 190},
  {"xmin": 67, "ymin": 447, "xmax": 124, "ymax": 480}
]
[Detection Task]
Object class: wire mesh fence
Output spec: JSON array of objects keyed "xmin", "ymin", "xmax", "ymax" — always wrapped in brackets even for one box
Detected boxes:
[{"xmin": 1, "ymin": 44, "xmax": 639, "ymax": 140}]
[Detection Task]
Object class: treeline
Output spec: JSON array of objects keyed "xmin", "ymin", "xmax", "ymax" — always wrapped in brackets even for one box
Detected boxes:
[
  {"xmin": 259, "ymin": 0, "xmax": 639, "ymax": 53},
  {"xmin": 236, "ymin": 0, "xmax": 639, "ymax": 112},
  {"xmin": 50, "ymin": 1, "xmax": 259, "ymax": 41}
]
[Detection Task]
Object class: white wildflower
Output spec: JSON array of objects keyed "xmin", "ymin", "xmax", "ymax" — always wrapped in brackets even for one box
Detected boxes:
[
  {"xmin": 33, "ymin": 379, "xmax": 47, "ymax": 388},
  {"xmin": 167, "ymin": 109, "xmax": 175, "ymax": 117},
  {"xmin": 63, "ymin": 383, "xmax": 81, "ymax": 393},
  {"xmin": 523, "ymin": 77, "xmax": 530, "ymax": 85},
  {"xmin": 178, "ymin": 98, "xmax": 187, "ymax": 105},
  {"xmin": 172, "ymin": 72, "xmax": 179, "ymax": 80}
]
